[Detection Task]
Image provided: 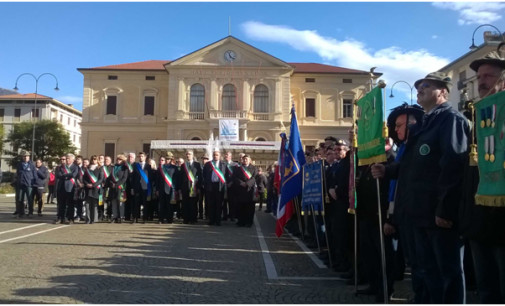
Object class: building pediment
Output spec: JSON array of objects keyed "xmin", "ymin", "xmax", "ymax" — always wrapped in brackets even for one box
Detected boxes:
[{"xmin": 165, "ymin": 36, "xmax": 293, "ymax": 71}]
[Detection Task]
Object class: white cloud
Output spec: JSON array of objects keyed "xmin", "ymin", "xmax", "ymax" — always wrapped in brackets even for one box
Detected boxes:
[
  {"xmin": 432, "ymin": 35, "xmax": 438, "ymax": 39},
  {"xmin": 432, "ymin": 2, "xmax": 505, "ymax": 25},
  {"xmin": 241, "ymin": 21, "xmax": 449, "ymax": 97},
  {"xmin": 56, "ymin": 95, "xmax": 82, "ymax": 104}
]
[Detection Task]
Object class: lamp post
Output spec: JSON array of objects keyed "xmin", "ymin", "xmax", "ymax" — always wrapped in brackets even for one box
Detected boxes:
[
  {"xmin": 469, "ymin": 24, "xmax": 504, "ymax": 50},
  {"xmin": 13, "ymin": 73, "xmax": 59, "ymax": 161},
  {"xmin": 389, "ymin": 80, "xmax": 414, "ymax": 105}
]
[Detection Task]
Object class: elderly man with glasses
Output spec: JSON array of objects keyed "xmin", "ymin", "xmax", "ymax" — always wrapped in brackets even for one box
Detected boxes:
[{"xmin": 372, "ymin": 72, "xmax": 470, "ymax": 303}]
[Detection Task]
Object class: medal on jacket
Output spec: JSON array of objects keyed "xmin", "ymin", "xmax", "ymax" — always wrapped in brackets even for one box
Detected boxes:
[
  {"xmin": 481, "ymin": 108, "xmax": 486, "ymax": 128},
  {"xmin": 486, "ymin": 106, "xmax": 492, "ymax": 127},
  {"xmin": 489, "ymin": 135, "xmax": 495, "ymax": 163},
  {"xmin": 485, "ymin": 136, "xmax": 490, "ymax": 161}
]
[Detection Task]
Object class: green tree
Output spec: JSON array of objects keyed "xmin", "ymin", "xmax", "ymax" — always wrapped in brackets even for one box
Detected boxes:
[
  {"xmin": 0, "ymin": 124, "xmax": 4, "ymax": 155},
  {"xmin": 6, "ymin": 120, "xmax": 77, "ymax": 168}
]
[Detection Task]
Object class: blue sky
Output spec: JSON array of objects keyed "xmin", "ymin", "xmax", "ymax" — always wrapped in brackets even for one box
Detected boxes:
[{"xmin": 1, "ymin": 2, "xmax": 505, "ymax": 112}]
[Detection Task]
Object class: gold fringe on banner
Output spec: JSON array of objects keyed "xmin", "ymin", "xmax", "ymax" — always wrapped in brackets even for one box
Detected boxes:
[
  {"xmin": 347, "ymin": 208, "xmax": 356, "ymax": 215},
  {"xmin": 358, "ymin": 154, "xmax": 387, "ymax": 166},
  {"xmin": 475, "ymin": 194, "xmax": 505, "ymax": 207}
]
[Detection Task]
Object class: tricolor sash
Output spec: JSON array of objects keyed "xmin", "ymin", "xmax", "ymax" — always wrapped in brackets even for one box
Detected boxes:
[
  {"xmin": 210, "ymin": 161, "xmax": 226, "ymax": 184},
  {"xmin": 183, "ymin": 162, "xmax": 196, "ymax": 197},
  {"xmin": 160, "ymin": 165, "xmax": 173, "ymax": 188},
  {"xmin": 85, "ymin": 168, "xmax": 100, "ymax": 189},
  {"xmin": 102, "ymin": 166, "xmax": 110, "ymax": 179},
  {"xmin": 238, "ymin": 165, "xmax": 252, "ymax": 180},
  {"xmin": 126, "ymin": 162, "xmax": 133, "ymax": 172},
  {"xmin": 80, "ymin": 167, "xmax": 85, "ymax": 177},
  {"xmin": 62, "ymin": 165, "xmax": 75, "ymax": 185},
  {"xmin": 226, "ymin": 162, "xmax": 234, "ymax": 174}
]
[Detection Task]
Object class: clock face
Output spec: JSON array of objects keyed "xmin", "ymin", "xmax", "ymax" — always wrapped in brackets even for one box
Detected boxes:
[{"xmin": 224, "ymin": 50, "xmax": 236, "ymax": 62}]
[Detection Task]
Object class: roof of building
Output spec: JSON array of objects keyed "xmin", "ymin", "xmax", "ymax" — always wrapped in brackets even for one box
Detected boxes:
[
  {"xmin": 0, "ymin": 93, "xmax": 53, "ymax": 100},
  {"xmin": 0, "ymin": 93, "xmax": 82, "ymax": 115},
  {"xmin": 78, "ymin": 60, "xmax": 171, "ymax": 71},
  {"xmin": 78, "ymin": 59, "xmax": 374, "ymax": 75},
  {"xmin": 287, "ymin": 62, "xmax": 372, "ymax": 75}
]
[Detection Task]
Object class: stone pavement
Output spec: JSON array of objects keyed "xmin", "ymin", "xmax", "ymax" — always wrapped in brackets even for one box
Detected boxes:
[{"xmin": 0, "ymin": 197, "xmax": 477, "ymax": 304}]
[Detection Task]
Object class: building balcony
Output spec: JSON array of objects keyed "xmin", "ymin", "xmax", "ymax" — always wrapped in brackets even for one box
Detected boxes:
[
  {"xmin": 189, "ymin": 112, "xmax": 205, "ymax": 120},
  {"xmin": 209, "ymin": 110, "xmax": 248, "ymax": 119}
]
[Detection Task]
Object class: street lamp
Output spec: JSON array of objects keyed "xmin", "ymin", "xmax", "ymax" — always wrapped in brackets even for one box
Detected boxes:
[
  {"xmin": 469, "ymin": 24, "xmax": 504, "ymax": 50},
  {"xmin": 13, "ymin": 73, "xmax": 59, "ymax": 161},
  {"xmin": 389, "ymin": 80, "xmax": 414, "ymax": 105}
]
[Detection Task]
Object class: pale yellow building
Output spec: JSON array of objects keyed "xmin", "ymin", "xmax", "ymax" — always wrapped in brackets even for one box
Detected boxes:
[{"xmin": 78, "ymin": 36, "xmax": 379, "ymax": 163}]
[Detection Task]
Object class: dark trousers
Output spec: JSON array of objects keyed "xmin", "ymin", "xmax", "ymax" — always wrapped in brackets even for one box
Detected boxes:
[
  {"xmin": 237, "ymin": 200, "xmax": 255, "ymax": 226},
  {"xmin": 58, "ymin": 190, "xmax": 75, "ymax": 221},
  {"xmin": 359, "ymin": 217, "xmax": 395, "ymax": 299},
  {"xmin": 85, "ymin": 197, "xmax": 98, "ymax": 223},
  {"xmin": 414, "ymin": 226, "xmax": 465, "ymax": 304},
  {"xmin": 31, "ymin": 187, "xmax": 44, "ymax": 214},
  {"xmin": 47, "ymin": 185, "xmax": 55, "ymax": 203},
  {"xmin": 158, "ymin": 191, "xmax": 173, "ymax": 222},
  {"xmin": 326, "ymin": 202, "xmax": 351, "ymax": 270},
  {"xmin": 125, "ymin": 192, "xmax": 134, "ymax": 220},
  {"xmin": 206, "ymin": 183, "xmax": 224, "ymax": 225},
  {"xmin": 16, "ymin": 185, "xmax": 33, "ymax": 216},
  {"xmin": 397, "ymin": 220, "xmax": 429, "ymax": 303},
  {"xmin": 133, "ymin": 189, "xmax": 148, "ymax": 220},
  {"xmin": 182, "ymin": 193, "xmax": 198, "ymax": 223},
  {"xmin": 198, "ymin": 190, "xmax": 206, "ymax": 218},
  {"xmin": 470, "ymin": 239, "xmax": 505, "ymax": 303}
]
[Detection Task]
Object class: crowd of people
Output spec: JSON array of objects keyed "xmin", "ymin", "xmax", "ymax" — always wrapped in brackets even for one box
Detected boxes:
[
  {"xmin": 13, "ymin": 150, "xmax": 277, "ymax": 228},
  {"xmin": 11, "ymin": 51, "xmax": 505, "ymax": 304}
]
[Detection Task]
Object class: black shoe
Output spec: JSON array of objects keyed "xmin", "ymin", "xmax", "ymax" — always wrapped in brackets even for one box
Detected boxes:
[
  {"xmin": 110, "ymin": 219, "xmax": 116, "ymax": 224},
  {"xmin": 38, "ymin": 213, "xmax": 43, "ymax": 217},
  {"xmin": 338, "ymin": 271, "xmax": 354, "ymax": 280},
  {"xmin": 54, "ymin": 219, "xmax": 60, "ymax": 224},
  {"xmin": 13, "ymin": 211, "xmax": 18, "ymax": 215},
  {"xmin": 264, "ymin": 210, "xmax": 272, "ymax": 213}
]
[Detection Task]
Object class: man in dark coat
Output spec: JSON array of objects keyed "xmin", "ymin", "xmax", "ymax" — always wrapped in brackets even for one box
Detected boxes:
[
  {"xmin": 459, "ymin": 51, "xmax": 505, "ymax": 303},
  {"xmin": 178, "ymin": 150, "xmax": 202, "ymax": 224},
  {"xmin": 373, "ymin": 72, "xmax": 470, "ymax": 303},
  {"xmin": 202, "ymin": 150, "xmax": 227, "ymax": 226},
  {"xmin": 32, "ymin": 159, "xmax": 49, "ymax": 217},
  {"xmin": 233, "ymin": 154, "xmax": 257, "ymax": 227},
  {"xmin": 223, "ymin": 151, "xmax": 237, "ymax": 221},
  {"xmin": 83, "ymin": 155, "xmax": 103, "ymax": 224},
  {"xmin": 15, "ymin": 150, "xmax": 37, "ymax": 218},
  {"xmin": 56, "ymin": 153, "xmax": 79, "ymax": 224},
  {"xmin": 155, "ymin": 155, "xmax": 179, "ymax": 224},
  {"xmin": 131, "ymin": 152, "xmax": 152, "ymax": 223}
]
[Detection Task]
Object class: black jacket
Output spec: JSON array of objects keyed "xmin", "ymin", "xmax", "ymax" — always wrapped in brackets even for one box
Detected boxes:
[
  {"xmin": 232, "ymin": 164, "xmax": 257, "ymax": 202},
  {"xmin": 202, "ymin": 160, "xmax": 227, "ymax": 192},
  {"xmin": 155, "ymin": 164, "xmax": 179, "ymax": 195},
  {"xmin": 83, "ymin": 166, "xmax": 103, "ymax": 199},
  {"xmin": 386, "ymin": 102, "xmax": 470, "ymax": 228}
]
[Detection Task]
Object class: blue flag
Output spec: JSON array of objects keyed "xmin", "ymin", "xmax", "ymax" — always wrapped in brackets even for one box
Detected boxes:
[{"xmin": 280, "ymin": 106, "xmax": 306, "ymax": 207}]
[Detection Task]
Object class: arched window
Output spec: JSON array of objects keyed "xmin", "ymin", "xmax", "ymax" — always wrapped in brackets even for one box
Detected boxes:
[
  {"xmin": 253, "ymin": 84, "xmax": 269, "ymax": 113},
  {"xmin": 222, "ymin": 84, "xmax": 236, "ymax": 111},
  {"xmin": 256, "ymin": 137, "xmax": 266, "ymax": 141},
  {"xmin": 190, "ymin": 84, "xmax": 205, "ymax": 113},
  {"xmin": 191, "ymin": 137, "xmax": 201, "ymax": 140}
]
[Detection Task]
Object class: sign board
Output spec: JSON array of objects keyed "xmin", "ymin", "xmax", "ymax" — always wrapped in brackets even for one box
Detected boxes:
[
  {"xmin": 219, "ymin": 119, "xmax": 239, "ymax": 141},
  {"xmin": 301, "ymin": 160, "xmax": 324, "ymax": 213}
]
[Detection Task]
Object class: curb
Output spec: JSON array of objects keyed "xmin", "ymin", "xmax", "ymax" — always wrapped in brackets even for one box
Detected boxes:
[{"xmin": 0, "ymin": 193, "xmax": 15, "ymax": 198}]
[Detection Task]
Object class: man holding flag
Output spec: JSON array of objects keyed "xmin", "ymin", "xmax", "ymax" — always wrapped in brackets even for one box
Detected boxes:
[{"xmin": 276, "ymin": 106, "xmax": 306, "ymax": 237}]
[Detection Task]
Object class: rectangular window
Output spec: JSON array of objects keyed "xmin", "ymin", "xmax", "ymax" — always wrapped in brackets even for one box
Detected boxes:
[
  {"xmin": 108, "ymin": 75, "xmax": 118, "ymax": 80},
  {"xmin": 305, "ymin": 98, "xmax": 315, "ymax": 117},
  {"xmin": 106, "ymin": 95, "xmax": 117, "ymax": 115},
  {"xmin": 305, "ymin": 78, "xmax": 315, "ymax": 83},
  {"xmin": 73, "ymin": 134, "xmax": 76, "ymax": 142},
  {"xmin": 146, "ymin": 76, "xmax": 155, "ymax": 81},
  {"xmin": 343, "ymin": 99, "xmax": 353, "ymax": 118},
  {"xmin": 32, "ymin": 108, "xmax": 40, "ymax": 119},
  {"xmin": 144, "ymin": 96, "xmax": 155, "ymax": 116},
  {"xmin": 0, "ymin": 109, "xmax": 4, "ymax": 122},
  {"xmin": 143, "ymin": 143, "xmax": 151, "ymax": 156},
  {"xmin": 104, "ymin": 143, "xmax": 115, "ymax": 158},
  {"xmin": 74, "ymin": 119, "xmax": 77, "ymax": 127},
  {"xmin": 14, "ymin": 108, "xmax": 21, "ymax": 122},
  {"xmin": 343, "ymin": 79, "xmax": 353, "ymax": 83},
  {"xmin": 67, "ymin": 117, "xmax": 70, "ymax": 125},
  {"xmin": 60, "ymin": 114, "xmax": 63, "ymax": 122}
]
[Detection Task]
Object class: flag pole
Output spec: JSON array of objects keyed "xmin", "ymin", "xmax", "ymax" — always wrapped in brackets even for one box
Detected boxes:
[
  {"xmin": 293, "ymin": 197, "xmax": 304, "ymax": 241},
  {"xmin": 351, "ymin": 98, "xmax": 359, "ymax": 294},
  {"xmin": 376, "ymin": 78, "xmax": 389, "ymax": 304},
  {"xmin": 321, "ymin": 160, "xmax": 333, "ymax": 269}
]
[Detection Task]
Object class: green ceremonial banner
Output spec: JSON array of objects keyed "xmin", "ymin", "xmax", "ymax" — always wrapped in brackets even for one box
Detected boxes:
[
  {"xmin": 475, "ymin": 90, "xmax": 505, "ymax": 207},
  {"xmin": 357, "ymin": 86, "xmax": 386, "ymax": 166}
]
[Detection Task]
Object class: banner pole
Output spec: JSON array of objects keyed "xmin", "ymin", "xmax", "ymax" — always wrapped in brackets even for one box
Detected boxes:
[
  {"xmin": 310, "ymin": 205, "xmax": 321, "ymax": 254},
  {"xmin": 320, "ymin": 160, "xmax": 333, "ymax": 269},
  {"xmin": 376, "ymin": 178, "xmax": 389, "ymax": 304}
]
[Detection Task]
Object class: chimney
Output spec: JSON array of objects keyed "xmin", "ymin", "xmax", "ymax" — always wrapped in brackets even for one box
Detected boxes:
[{"xmin": 67, "ymin": 104, "xmax": 73, "ymax": 108}]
